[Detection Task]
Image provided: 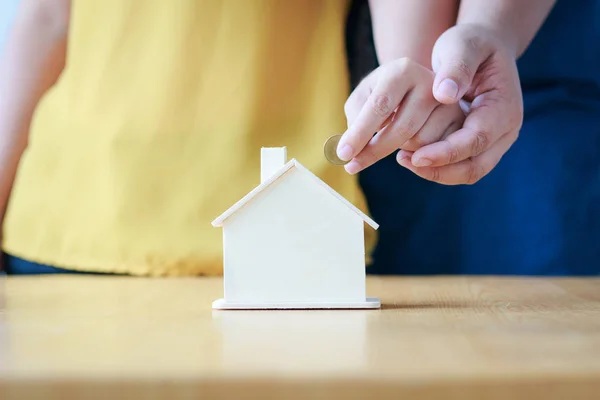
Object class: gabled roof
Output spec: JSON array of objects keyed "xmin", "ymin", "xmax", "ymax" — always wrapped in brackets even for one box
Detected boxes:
[{"xmin": 211, "ymin": 159, "xmax": 379, "ymax": 229}]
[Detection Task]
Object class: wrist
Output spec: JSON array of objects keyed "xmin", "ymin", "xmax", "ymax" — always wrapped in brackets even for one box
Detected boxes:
[
  {"xmin": 455, "ymin": 0, "xmax": 520, "ymax": 58},
  {"xmin": 376, "ymin": 49, "xmax": 432, "ymax": 70},
  {"xmin": 453, "ymin": 23, "xmax": 518, "ymax": 60},
  {"xmin": 455, "ymin": 0, "xmax": 556, "ymax": 59}
]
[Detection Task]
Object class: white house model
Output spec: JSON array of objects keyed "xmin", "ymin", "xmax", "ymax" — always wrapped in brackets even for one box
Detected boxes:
[{"xmin": 211, "ymin": 147, "xmax": 380, "ymax": 309}]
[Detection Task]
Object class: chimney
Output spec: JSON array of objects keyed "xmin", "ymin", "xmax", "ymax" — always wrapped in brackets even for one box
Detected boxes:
[{"xmin": 261, "ymin": 147, "xmax": 287, "ymax": 183}]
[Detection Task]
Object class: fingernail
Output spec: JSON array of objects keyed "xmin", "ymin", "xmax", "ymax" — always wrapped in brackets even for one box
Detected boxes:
[
  {"xmin": 337, "ymin": 144, "xmax": 354, "ymax": 161},
  {"xmin": 397, "ymin": 152, "xmax": 411, "ymax": 166},
  {"xmin": 413, "ymin": 157, "xmax": 432, "ymax": 167},
  {"xmin": 344, "ymin": 160, "xmax": 361, "ymax": 175},
  {"xmin": 436, "ymin": 79, "xmax": 459, "ymax": 101},
  {"xmin": 471, "ymin": 95, "xmax": 484, "ymax": 108}
]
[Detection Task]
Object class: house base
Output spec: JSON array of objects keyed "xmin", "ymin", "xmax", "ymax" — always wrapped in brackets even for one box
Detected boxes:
[{"xmin": 211, "ymin": 297, "xmax": 381, "ymax": 310}]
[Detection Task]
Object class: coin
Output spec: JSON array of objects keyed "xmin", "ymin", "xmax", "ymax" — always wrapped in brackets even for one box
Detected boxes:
[{"xmin": 323, "ymin": 134, "xmax": 349, "ymax": 166}]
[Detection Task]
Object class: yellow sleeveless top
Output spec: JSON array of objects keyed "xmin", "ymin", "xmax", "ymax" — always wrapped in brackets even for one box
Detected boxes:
[{"xmin": 2, "ymin": 0, "xmax": 375, "ymax": 276}]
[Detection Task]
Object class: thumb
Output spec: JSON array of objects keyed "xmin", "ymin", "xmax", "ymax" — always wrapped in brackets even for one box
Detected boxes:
[{"xmin": 431, "ymin": 26, "xmax": 493, "ymax": 104}]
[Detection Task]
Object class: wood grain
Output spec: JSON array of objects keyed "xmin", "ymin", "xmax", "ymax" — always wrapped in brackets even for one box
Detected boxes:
[{"xmin": 1, "ymin": 275, "xmax": 599, "ymax": 399}]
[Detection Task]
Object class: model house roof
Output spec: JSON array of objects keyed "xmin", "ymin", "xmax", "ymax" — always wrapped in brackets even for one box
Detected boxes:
[{"xmin": 211, "ymin": 159, "xmax": 379, "ymax": 229}]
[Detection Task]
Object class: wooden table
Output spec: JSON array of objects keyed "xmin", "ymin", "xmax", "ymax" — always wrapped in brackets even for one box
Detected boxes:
[{"xmin": 1, "ymin": 275, "xmax": 599, "ymax": 399}]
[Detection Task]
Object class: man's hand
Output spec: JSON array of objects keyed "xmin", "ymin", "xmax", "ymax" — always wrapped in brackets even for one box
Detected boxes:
[{"xmin": 398, "ymin": 24, "xmax": 524, "ymax": 185}]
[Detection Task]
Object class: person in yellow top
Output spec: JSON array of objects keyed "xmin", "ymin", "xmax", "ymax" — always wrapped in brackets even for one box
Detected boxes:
[{"xmin": 0, "ymin": 0, "xmax": 457, "ymax": 275}]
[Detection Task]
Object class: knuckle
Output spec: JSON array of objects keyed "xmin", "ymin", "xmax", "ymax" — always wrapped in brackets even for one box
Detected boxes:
[
  {"xmin": 443, "ymin": 140, "xmax": 460, "ymax": 164},
  {"xmin": 371, "ymin": 94, "xmax": 392, "ymax": 117},
  {"xmin": 392, "ymin": 58, "xmax": 431, "ymax": 82},
  {"xmin": 430, "ymin": 167, "xmax": 441, "ymax": 183},
  {"xmin": 388, "ymin": 57, "xmax": 421, "ymax": 78},
  {"xmin": 466, "ymin": 162, "xmax": 485, "ymax": 185},
  {"xmin": 377, "ymin": 63, "xmax": 392, "ymax": 75},
  {"xmin": 393, "ymin": 57, "xmax": 413, "ymax": 73},
  {"xmin": 397, "ymin": 117, "xmax": 418, "ymax": 137},
  {"xmin": 470, "ymin": 129, "xmax": 490, "ymax": 156},
  {"xmin": 451, "ymin": 59, "xmax": 474, "ymax": 81}
]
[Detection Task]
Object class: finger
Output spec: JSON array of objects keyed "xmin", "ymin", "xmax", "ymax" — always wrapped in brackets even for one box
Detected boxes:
[
  {"xmin": 401, "ymin": 104, "xmax": 465, "ymax": 153},
  {"xmin": 337, "ymin": 62, "xmax": 415, "ymax": 162},
  {"xmin": 396, "ymin": 149, "xmax": 414, "ymax": 166},
  {"xmin": 343, "ymin": 131, "xmax": 389, "ymax": 175},
  {"xmin": 344, "ymin": 88, "xmax": 439, "ymax": 174},
  {"xmin": 344, "ymin": 72, "xmax": 378, "ymax": 128},
  {"xmin": 431, "ymin": 27, "xmax": 493, "ymax": 104},
  {"xmin": 410, "ymin": 91, "xmax": 507, "ymax": 167},
  {"xmin": 398, "ymin": 130, "xmax": 518, "ymax": 185},
  {"xmin": 379, "ymin": 111, "xmax": 396, "ymax": 131}
]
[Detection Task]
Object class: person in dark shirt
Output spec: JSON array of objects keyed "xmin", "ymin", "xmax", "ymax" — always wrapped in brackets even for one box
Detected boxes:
[{"xmin": 346, "ymin": 0, "xmax": 600, "ymax": 276}]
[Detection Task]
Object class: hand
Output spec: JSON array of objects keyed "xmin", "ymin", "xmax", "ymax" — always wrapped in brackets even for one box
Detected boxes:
[
  {"xmin": 400, "ymin": 24, "xmax": 524, "ymax": 185},
  {"xmin": 399, "ymin": 102, "xmax": 465, "ymax": 153},
  {"xmin": 337, "ymin": 58, "xmax": 464, "ymax": 175}
]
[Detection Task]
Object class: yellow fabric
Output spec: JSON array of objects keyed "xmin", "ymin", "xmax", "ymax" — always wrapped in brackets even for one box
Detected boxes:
[{"xmin": 3, "ymin": 0, "xmax": 376, "ymax": 276}]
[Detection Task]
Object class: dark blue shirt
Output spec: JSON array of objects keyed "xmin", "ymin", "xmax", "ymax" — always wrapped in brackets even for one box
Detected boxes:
[{"xmin": 360, "ymin": 0, "xmax": 600, "ymax": 275}]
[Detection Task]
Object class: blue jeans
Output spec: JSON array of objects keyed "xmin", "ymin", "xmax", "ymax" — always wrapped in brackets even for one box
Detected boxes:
[
  {"xmin": 3, "ymin": 254, "xmax": 106, "ymax": 275},
  {"xmin": 360, "ymin": 90, "xmax": 600, "ymax": 276}
]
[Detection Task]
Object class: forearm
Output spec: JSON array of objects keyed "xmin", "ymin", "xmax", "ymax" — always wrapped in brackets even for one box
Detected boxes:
[
  {"xmin": 457, "ymin": 0, "xmax": 556, "ymax": 58},
  {"xmin": 368, "ymin": 0, "xmax": 458, "ymax": 67},
  {"xmin": 0, "ymin": 0, "xmax": 70, "ymax": 227}
]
